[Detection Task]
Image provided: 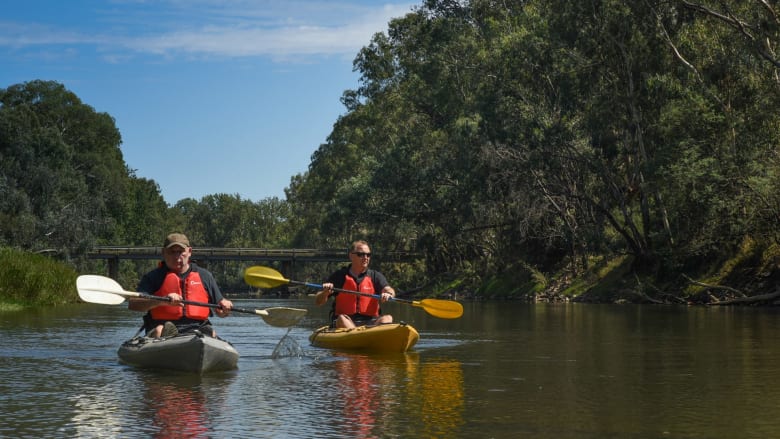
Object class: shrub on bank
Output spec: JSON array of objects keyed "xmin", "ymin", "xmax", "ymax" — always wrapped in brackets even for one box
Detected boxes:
[{"xmin": 0, "ymin": 247, "xmax": 79, "ymax": 309}]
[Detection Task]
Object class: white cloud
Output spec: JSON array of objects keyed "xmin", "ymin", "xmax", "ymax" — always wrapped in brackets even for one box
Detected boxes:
[
  {"xmin": 1, "ymin": 2, "xmax": 415, "ymax": 60},
  {"xmin": 0, "ymin": 22, "xmax": 94, "ymax": 47}
]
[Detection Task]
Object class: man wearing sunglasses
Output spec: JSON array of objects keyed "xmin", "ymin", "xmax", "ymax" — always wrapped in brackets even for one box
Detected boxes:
[{"xmin": 315, "ymin": 240, "xmax": 396, "ymax": 328}]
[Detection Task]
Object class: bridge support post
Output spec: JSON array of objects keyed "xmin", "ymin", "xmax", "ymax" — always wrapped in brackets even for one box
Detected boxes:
[{"xmin": 107, "ymin": 256, "xmax": 119, "ymax": 280}]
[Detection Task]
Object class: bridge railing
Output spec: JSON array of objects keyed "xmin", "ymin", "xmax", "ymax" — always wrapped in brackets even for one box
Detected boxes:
[
  {"xmin": 87, "ymin": 246, "xmax": 422, "ymax": 279},
  {"xmin": 88, "ymin": 246, "xmax": 420, "ymax": 261},
  {"xmin": 88, "ymin": 246, "xmax": 340, "ymax": 261}
]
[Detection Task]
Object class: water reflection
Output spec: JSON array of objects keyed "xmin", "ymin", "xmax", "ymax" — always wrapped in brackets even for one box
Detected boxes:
[
  {"xmin": 329, "ymin": 352, "xmax": 464, "ymax": 439},
  {"xmin": 333, "ymin": 352, "xmax": 392, "ymax": 438},
  {"xmin": 146, "ymin": 377, "xmax": 210, "ymax": 438},
  {"xmin": 416, "ymin": 359, "xmax": 464, "ymax": 438},
  {"xmin": 139, "ymin": 371, "xmax": 235, "ymax": 439}
]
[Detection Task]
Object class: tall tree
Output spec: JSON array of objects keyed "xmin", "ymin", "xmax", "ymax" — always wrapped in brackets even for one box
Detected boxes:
[
  {"xmin": 0, "ymin": 80, "xmax": 129, "ymax": 256},
  {"xmin": 288, "ymin": 0, "xmax": 780, "ymax": 292}
]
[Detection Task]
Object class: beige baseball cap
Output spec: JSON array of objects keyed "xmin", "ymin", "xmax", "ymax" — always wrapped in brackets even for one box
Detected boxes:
[{"xmin": 163, "ymin": 233, "xmax": 190, "ymax": 249}]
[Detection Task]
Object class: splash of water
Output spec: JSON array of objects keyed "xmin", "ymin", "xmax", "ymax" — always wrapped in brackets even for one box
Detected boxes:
[{"xmin": 271, "ymin": 328, "xmax": 306, "ymax": 359}]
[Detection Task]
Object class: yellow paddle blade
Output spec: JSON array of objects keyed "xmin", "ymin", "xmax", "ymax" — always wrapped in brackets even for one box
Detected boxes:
[
  {"xmin": 244, "ymin": 265, "xmax": 290, "ymax": 289},
  {"xmin": 414, "ymin": 299, "xmax": 464, "ymax": 319}
]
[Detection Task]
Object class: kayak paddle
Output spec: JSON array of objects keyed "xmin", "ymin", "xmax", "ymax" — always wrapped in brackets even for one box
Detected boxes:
[
  {"xmin": 76, "ymin": 274, "xmax": 307, "ymax": 327},
  {"xmin": 243, "ymin": 265, "xmax": 463, "ymax": 319}
]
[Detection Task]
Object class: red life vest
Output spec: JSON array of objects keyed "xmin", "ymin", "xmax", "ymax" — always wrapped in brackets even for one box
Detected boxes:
[
  {"xmin": 149, "ymin": 270, "xmax": 211, "ymax": 321},
  {"xmin": 334, "ymin": 274, "xmax": 380, "ymax": 317}
]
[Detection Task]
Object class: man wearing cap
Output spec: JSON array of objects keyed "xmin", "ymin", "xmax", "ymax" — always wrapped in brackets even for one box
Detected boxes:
[{"xmin": 128, "ymin": 233, "xmax": 233, "ymax": 338}]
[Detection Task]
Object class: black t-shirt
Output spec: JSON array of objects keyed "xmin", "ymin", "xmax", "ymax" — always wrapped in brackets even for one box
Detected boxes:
[
  {"xmin": 327, "ymin": 266, "xmax": 389, "ymax": 295},
  {"xmin": 137, "ymin": 262, "xmax": 223, "ymax": 329}
]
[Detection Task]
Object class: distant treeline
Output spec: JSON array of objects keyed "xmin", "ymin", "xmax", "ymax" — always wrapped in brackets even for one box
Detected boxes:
[{"xmin": 3, "ymin": 1, "xmax": 780, "ymax": 300}]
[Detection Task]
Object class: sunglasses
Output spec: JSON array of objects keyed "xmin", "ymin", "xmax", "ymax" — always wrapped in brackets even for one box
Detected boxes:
[{"xmin": 352, "ymin": 252, "xmax": 372, "ymax": 258}]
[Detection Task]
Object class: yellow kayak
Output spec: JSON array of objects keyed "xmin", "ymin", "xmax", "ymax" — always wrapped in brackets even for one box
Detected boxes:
[{"xmin": 309, "ymin": 323, "xmax": 420, "ymax": 353}]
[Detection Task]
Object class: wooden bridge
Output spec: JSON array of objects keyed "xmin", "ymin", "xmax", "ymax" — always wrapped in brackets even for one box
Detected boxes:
[{"xmin": 87, "ymin": 246, "xmax": 421, "ymax": 279}]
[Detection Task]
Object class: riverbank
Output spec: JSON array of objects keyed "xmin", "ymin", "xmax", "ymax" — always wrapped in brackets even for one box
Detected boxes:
[
  {"xmin": 6, "ymin": 238, "xmax": 780, "ymax": 308},
  {"xmin": 468, "ymin": 237, "xmax": 780, "ymax": 305}
]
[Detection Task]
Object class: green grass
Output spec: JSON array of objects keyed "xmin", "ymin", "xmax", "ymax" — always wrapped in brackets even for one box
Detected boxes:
[{"xmin": 0, "ymin": 247, "xmax": 79, "ymax": 308}]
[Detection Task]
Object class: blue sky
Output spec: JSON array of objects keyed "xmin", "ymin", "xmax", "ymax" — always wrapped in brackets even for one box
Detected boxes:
[{"xmin": 1, "ymin": 0, "xmax": 416, "ymax": 204}]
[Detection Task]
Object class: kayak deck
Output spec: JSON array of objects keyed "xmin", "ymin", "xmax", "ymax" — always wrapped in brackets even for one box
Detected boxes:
[
  {"xmin": 309, "ymin": 322, "xmax": 419, "ymax": 353},
  {"xmin": 118, "ymin": 332, "xmax": 239, "ymax": 373}
]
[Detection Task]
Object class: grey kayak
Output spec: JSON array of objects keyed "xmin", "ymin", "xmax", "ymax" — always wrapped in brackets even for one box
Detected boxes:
[{"xmin": 117, "ymin": 332, "xmax": 239, "ymax": 373}]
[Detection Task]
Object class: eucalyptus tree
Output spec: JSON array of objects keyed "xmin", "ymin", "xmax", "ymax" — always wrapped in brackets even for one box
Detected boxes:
[
  {"xmin": 288, "ymin": 0, "xmax": 780, "ymax": 290},
  {"xmin": 663, "ymin": 0, "xmax": 780, "ymax": 254},
  {"xmin": 173, "ymin": 193, "xmax": 293, "ymax": 249},
  {"xmin": 473, "ymin": 0, "xmax": 780, "ymax": 273},
  {"xmin": 119, "ymin": 173, "xmax": 170, "ymax": 246},
  {"xmin": 0, "ymin": 80, "xmax": 129, "ymax": 257},
  {"xmin": 293, "ymin": 1, "xmax": 505, "ymax": 278},
  {"xmin": 288, "ymin": 1, "xmax": 545, "ymax": 280}
]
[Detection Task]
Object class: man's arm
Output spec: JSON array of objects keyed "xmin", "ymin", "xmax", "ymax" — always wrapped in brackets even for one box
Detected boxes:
[
  {"xmin": 373, "ymin": 271, "xmax": 395, "ymax": 301},
  {"xmin": 315, "ymin": 268, "xmax": 346, "ymax": 306},
  {"xmin": 199, "ymin": 268, "xmax": 232, "ymax": 315},
  {"xmin": 199, "ymin": 269, "xmax": 224, "ymax": 303},
  {"xmin": 128, "ymin": 270, "xmax": 164, "ymax": 311}
]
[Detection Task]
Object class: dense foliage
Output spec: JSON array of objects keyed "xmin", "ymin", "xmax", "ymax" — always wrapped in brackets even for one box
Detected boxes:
[
  {"xmin": 4, "ymin": 1, "xmax": 780, "ymax": 301},
  {"xmin": 0, "ymin": 81, "xmax": 294, "ymax": 290},
  {"xmin": 288, "ymin": 0, "xmax": 780, "ymax": 296}
]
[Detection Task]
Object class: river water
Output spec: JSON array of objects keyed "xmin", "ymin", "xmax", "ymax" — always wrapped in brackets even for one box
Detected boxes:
[{"xmin": 2, "ymin": 299, "xmax": 780, "ymax": 438}]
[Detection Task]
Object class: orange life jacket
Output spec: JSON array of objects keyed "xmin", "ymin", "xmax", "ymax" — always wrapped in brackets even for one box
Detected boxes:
[
  {"xmin": 333, "ymin": 274, "xmax": 380, "ymax": 317},
  {"xmin": 149, "ymin": 270, "xmax": 211, "ymax": 321}
]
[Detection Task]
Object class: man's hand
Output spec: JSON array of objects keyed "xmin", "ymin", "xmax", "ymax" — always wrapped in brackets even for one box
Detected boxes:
[{"xmin": 216, "ymin": 298, "xmax": 233, "ymax": 317}]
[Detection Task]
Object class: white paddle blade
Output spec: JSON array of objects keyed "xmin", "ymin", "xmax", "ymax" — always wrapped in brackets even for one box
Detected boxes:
[
  {"xmin": 256, "ymin": 307, "xmax": 308, "ymax": 327},
  {"xmin": 76, "ymin": 275, "xmax": 128, "ymax": 305}
]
